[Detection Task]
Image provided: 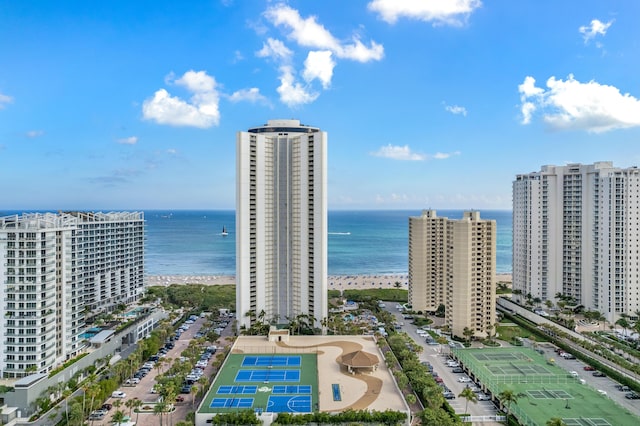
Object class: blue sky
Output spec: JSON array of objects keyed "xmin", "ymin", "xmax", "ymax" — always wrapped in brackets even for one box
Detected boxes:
[{"xmin": 1, "ymin": 0, "xmax": 639, "ymax": 211}]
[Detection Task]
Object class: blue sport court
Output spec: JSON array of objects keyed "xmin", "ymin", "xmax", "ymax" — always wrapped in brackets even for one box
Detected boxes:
[
  {"xmin": 235, "ymin": 369, "xmax": 300, "ymax": 382},
  {"xmin": 267, "ymin": 395, "xmax": 312, "ymax": 413},
  {"xmin": 272, "ymin": 385, "xmax": 312, "ymax": 394},
  {"xmin": 242, "ymin": 355, "xmax": 301, "ymax": 367},
  {"xmin": 210, "ymin": 398, "xmax": 254, "ymax": 409},
  {"xmin": 217, "ymin": 385, "xmax": 258, "ymax": 394}
]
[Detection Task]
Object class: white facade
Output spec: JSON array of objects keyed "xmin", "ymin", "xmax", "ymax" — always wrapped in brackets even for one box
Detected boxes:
[
  {"xmin": 236, "ymin": 119, "xmax": 328, "ymax": 331},
  {"xmin": 409, "ymin": 210, "xmax": 496, "ymax": 339},
  {"xmin": 513, "ymin": 162, "xmax": 640, "ymax": 322},
  {"xmin": 0, "ymin": 211, "xmax": 145, "ymax": 378}
]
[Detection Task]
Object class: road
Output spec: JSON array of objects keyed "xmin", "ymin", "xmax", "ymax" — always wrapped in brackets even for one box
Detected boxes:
[
  {"xmin": 92, "ymin": 315, "xmax": 233, "ymax": 426},
  {"xmin": 380, "ymin": 303, "xmax": 502, "ymax": 424}
]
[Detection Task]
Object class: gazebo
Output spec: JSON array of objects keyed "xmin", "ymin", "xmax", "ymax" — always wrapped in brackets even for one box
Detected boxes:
[{"xmin": 341, "ymin": 350, "xmax": 380, "ymax": 374}]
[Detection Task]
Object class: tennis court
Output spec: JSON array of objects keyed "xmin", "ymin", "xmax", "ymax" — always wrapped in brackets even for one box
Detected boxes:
[
  {"xmin": 202, "ymin": 353, "xmax": 318, "ymax": 414},
  {"xmin": 210, "ymin": 398, "xmax": 254, "ymax": 409},
  {"xmin": 272, "ymin": 385, "xmax": 312, "ymax": 394},
  {"xmin": 452, "ymin": 347, "xmax": 640, "ymax": 426},
  {"xmin": 242, "ymin": 355, "xmax": 301, "ymax": 367},
  {"xmin": 217, "ymin": 385, "xmax": 258, "ymax": 394},
  {"xmin": 235, "ymin": 369, "xmax": 300, "ymax": 382}
]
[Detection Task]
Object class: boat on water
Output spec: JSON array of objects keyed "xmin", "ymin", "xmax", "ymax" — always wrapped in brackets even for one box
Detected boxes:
[{"xmin": 221, "ymin": 226, "xmax": 228, "ymax": 236}]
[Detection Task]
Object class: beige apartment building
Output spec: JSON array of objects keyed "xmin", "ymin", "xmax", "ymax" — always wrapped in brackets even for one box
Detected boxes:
[{"xmin": 409, "ymin": 210, "xmax": 496, "ymax": 339}]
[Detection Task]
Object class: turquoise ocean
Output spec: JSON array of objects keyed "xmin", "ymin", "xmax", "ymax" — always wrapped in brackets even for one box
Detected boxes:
[{"xmin": 144, "ymin": 210, "xmax": 512, "ymax": 276}]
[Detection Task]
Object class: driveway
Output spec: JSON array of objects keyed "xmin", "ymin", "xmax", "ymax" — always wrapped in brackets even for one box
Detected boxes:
[{"xmin": 92, "ymin": 315, "xmax": 233, "ymax": 426}]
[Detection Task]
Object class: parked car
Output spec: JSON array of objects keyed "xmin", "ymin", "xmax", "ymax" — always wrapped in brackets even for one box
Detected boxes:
[
  {"xmin": 583, "ymin": 365, "xmax": 595, "ymax": 371},
  {"xmin": 452, "ymin": 367, "xmax": 464, "ymax": 373},
  {"xmin": 111, "ymin": 391, "xmax": 126, "ymax": 398},
  {"xmin": 457, "ymin": 376, "xmax": 472, "ymax": 383},
  {"xmin": 101, "ymin": 403, "xmax": 112, "ymax": 411},
  {"xmin": 625, "ymin": 392, "xmax": 640, "ymax": 400},
  {"xmin": 443, "ymin": 391, "xmax": 455, "ymax": 399},
  {"xmin": 125, "ymin": 377, "xmax": 140, "ymax": 385},
  {"xmin": 88, "ymin": 411, "xmax": 105, "ymax": 420},
  {"xmin": 477, "ymin": 393, "xmax": 491, "ymax": 401},
  {"xmin": 592, "ymin": 371, "xmax": 606, "ymax": 377},
  {"xmin": 181, "ymin": 384, "xmax": 192, "ymax": 394},
  {"xmin": 175, "ymin": 395, "xmax": 185, "ymax": 403}
]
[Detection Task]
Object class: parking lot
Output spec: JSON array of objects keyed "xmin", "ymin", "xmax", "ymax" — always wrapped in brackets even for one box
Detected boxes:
[
  {"xmin": 380, "ymin": 303, "xmax": 502, "ymax": 423},
  {"xmin": 91, "ymin": 314, "xmax": 233, "ymax": 426}
]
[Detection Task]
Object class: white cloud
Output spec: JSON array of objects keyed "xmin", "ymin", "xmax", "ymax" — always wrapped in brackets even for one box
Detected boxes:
[
  {"xmin": 302, "ymin": 51, "xmax": 335, "ymax": 88},
  {"xmin": 256, "ymin": 38, "xmax": 293, "ymax": 61},
  {"xmin": 167, "ymin": 148, "xmax": 177, "ymax": 155},
  {"xmin": 26, "ymin": 130, "xmax": 44, "ymax": 138},
  {"xmin": 433, "ymin": 151, "xmax": 461, "ymax": 159},
  {"xmin": 444, "ymin": 104, "xmax": 467, "ymax": 116},
  {"xmin": 368, "ymin": 0, "xmax": 482, "ymax": 26},
  {"xmin": 117, "ymin": 136, "xmax": 138, "ymax": 145},
  {"xmin": 264, "ymin": 4, "xmax": 384, "ymax": 63},
  {"xmin": 518, "ymin": 74, "xmax": 640, "ymax": 133},
  {"xmin": 276, "ymin": 65, "xmax": 319, "ymax": 107},
  {"xmin": 579, "ymin": 19, "xmax": 613, "ymax": 43},
  {"xmin": 228, "ymin": 88, "xmax": 269, "ymax": 104},
  {"xmin": 0, "ymin": 93, "xmax": 13, "ymax": 109},
  {"xmin": 142, "ymin": 70, "xmax": 220, "ymax": 128},
  {"xmin": 371, "ymin": 144, "xmax": 426, "ymax": 161}
]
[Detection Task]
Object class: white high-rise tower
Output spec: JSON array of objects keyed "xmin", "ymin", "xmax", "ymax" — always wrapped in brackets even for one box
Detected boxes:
[
  {"xmin": 236, "ymin": 119, "xmax": 328, "ymax": 331},
  {"xmin": 513, "ymin": 162, "xmax": 640, "ymax": 322}
]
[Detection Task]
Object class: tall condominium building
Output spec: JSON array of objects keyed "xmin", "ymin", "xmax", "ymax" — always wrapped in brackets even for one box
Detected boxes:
[
  {"xmin": 236, "ymin": 119, "xmax": 328, "ymax": 331},
  {"xmin": 409, "ymin": 210, "xmax": 496, "ymax": 339},
  {"xmin": 513, "ymin": 162, "xmax": 640, "ymax": 322},
  {"xmin": 0, "ymin": 211, "xmax": 144, "ymax": 378}
]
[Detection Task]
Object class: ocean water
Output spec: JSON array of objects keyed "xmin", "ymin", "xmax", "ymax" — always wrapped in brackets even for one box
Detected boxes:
[{"xmin": 144, "ymin": 210, "xmax": 512, "ymax": 276}]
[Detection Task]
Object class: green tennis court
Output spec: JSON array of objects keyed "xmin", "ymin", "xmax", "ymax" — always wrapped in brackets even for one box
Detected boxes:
[
  {"xmin": 201, "ymin": 353, "xmax": 318, "ymax": 414},
  {"xmin": 452, "ymin": 347, "xmax": 640, "ymax": 426}
]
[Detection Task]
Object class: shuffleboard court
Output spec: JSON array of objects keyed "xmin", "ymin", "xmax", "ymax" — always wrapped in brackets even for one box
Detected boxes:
[
  {"xmin": 235, "ymin": 369, "xmax": 300, "ymax": 382},
  {"xmin": 267, "ymin": 395, "xmax": 312, "ymax": 413},
  {"xmin": 562, "ymin": 418, "xmax": 612, "ymax": 426},
  {"xmin": 242, "ymin": 355, "xmax": 302, "ymax": 367},
  {"xmin": 272, "ymin": 385, "xmax": 312, "ymax": 394},
  {"xmin": 210, "ymin": 398, "xmax": 254, "ymax": 409},
  {"xmin": 217, "ymin": 385, "xmax": 258, "ymax": 394}
]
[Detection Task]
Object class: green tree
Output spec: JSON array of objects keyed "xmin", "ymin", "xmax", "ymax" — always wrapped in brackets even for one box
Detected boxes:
[
  {"xmin": 463, "ymin": 327, "xmax": 475, "ymax": 345},
  {"xmin": 546, "ymin": 417, "xmax": 567, "ymax": 426},
  {"xmin": 498, "ymin": 389, "xmax": 519, "ymax": 423},
  {"xmin": 111, "ymin": 410, "xmax": 127, "ymax": 426},
  {"xmin": 459, "ymin": 386, "xmax": 478, "ymax": 415}
]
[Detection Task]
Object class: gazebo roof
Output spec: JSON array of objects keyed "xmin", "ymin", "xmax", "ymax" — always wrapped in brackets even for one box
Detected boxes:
[{"xmin": 341, "ymin": 350, "xmax": 379, "ymax": 367}]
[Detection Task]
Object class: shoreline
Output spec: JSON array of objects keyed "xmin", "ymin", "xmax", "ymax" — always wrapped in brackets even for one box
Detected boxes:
[{"xmin": 147, "ymin": 273, "xmax": 513, "ymax": 289}]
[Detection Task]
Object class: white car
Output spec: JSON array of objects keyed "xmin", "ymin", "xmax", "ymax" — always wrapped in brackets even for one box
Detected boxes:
[
  {"xmin": 477, "ymin": 393, "xmax": 491, "ymax": 401},
  {"xmin": 457, "ymin": 376, "xmax": 472, "ymax": 383},
  {"xmin": 125, "ymin": 377, "xmax": 140, "ymax": 384},
  {"xmin": 111, "ymin": 391, "xmax": 126, "ymax": 398}
]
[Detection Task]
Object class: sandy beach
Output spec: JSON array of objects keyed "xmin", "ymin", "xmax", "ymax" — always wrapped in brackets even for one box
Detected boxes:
[{"xmin": 147, "ymin": 273, "xmax": 512, "ymax": 288}]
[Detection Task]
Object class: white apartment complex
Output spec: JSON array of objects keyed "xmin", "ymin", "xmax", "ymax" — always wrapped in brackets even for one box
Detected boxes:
[
  {"xmin": 513, "ymin": 162, "xmax": 640, "ymax": 322},
  {"xmin": 409, "ymin": 210, "xmax": 496, "ymax": 339},
  {"xmin": 0, "ymin": 211, "xmax": 144, "ymax": 378},
  {"xmin": 236, "ymin": 120, "xmax": 328, "ymax": 331}
]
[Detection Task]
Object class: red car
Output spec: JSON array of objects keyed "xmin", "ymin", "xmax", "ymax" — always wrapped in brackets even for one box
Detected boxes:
[
  {"xmin": 583, "ymin": 366, "xmax": 595, "ymax": 371},
  {"xmin": 175, "ymin": 396, "xmax": 185, "ymax": 403},
  {"xmin": 435, "ymin": 377, "xmax": 444, "ymax": 383}
]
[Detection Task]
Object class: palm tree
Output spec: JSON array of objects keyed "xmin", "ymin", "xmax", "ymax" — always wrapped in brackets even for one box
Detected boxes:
[
  {"xmin": 498, "ymin": 389, "xmax": 519, "ymax": 423},
  {"xmin": 463, "ymin": 327, "xmax": 474, "ymax": 345},
  {"xmin": 616, "ymin": 317, "xmax": 630, "ymax": 337},
  {"xmin": 154, "ymin": 400, "xmax": 168, "ymax": 426},
  {"xmin": 125, "ymin": 398, "xmax": 138, "ymax": 417},
  {"xmin": 191, "ymin": 384, "xmax": 199, "ymax": 408},
  {"xmin": 546, "ymin": 417, "xmax": 567, "ymax": 426},
  {"xmin": 112, "ymin": 410, "xmax": 127, "ymax": 426},
  {"xmin": 131, "ymin": 398, "xmax": 143, "ymax": 425},
  {"xmin": 459, "ymin": 386, "xmax": 478, "ymax": 415}
]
